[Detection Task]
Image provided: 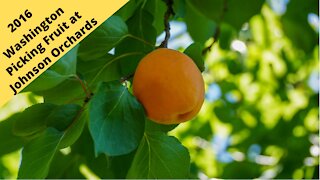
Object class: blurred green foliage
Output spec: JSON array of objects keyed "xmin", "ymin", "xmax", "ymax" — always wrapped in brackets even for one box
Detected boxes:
[
  {"xmin": 0, "ymin": 0, "xmax": 319, "ymax": 179},
  {"xmin": 171, "ymin": 1, "xmax": 319, "ymax": 179}
]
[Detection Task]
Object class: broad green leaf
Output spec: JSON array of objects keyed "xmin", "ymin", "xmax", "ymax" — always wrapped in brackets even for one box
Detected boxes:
[
  {"xmin": 223, "ymin": 0, "xmax": 264, "ymax": 30},
  {"xmin": 184, "ymin": 43, "xmax": 205, "ymax": 72},
  {"xmin": 18, "ymin": 128, "xmax": 63, "ymax": 179},
  {"xmin": 59, "ymin": 107, "xmax": 88, "ymax": 149},
  {"xmin": 115, "ymin": 0, "xmax": 143, "ymax": 21},
  {"xmin": 144, "ymin": 0, "xmax": 166, "ymax": 35},
  {"xmin": 127, "ymin": 132, "xmax": 190, "ymax": 178},
  {"xmin": 153, "ymin": 0, "xmax": 167, "ymax": 35},
  {"xmin": 116, "ymin": 3, "xmax": 156, "ymax": 76},
  {"xmin": 0, "ymin": 115, "xmax": 24, "ymax": 156},
  {"xmin": 40, "ymin": 78, "xmax": 85, "ymax": 105},
  {"xmin": 107, "ymin": 151, "xmax": 137, "ymax": 178},
  {"xmin": 189, "ymin": 0, "xmax": 223, "ymax": 22},
  {"xmin": 145, "ymin": 119, "xmax": 178, "ymax": 133},
  {"xmin": 89, "ymin": 81, "xmax": 145, "ymax": 156},
  {"xmin": 219, "ymin": 23, "xmax": 236, "ymax": 50},
  {"xmin": 173, "ymin": 0, "xmax": 186, "ymax": 18},
  {"xmin": 77, "ymin": 53, "xmax": 122, "ymax": 86},
  {"xmin": 72, "ymin": 124, "xmax": 137, "ymax": 178},
  {"xmin": 47, "ymin": 152, "xmax": 85, "ymax": 179},
  {"xmin": 17, "ymin": 104, "xmax": 86, "ymax": 178},
  {"xmin": 185, "ymin": 1, "xmax": 216, "ymax": 44},
  {"xmin": 13, "ymin": 103, "xmax": 57, "ymax": 136},
  {"xmin": 13, "ymin": 104, "xmax": 81, "ymax": 137},
  {"xmin": 78, "ymin": 16, "xmax": 128, "ymax": 61},
  {"xmin": 189, "ymin": 0, "xmax": 264, "ymax": 30},
  {"xmin": 24, "ymin": 46, "xmax": 78, "ymax": 92},
  {"xmin": 71, "ymin": 125, "xmax": 116, "ymax": 178},
  {"xmin": 46, "ymin": 104, "xmax": 81, "ymax": 131}
]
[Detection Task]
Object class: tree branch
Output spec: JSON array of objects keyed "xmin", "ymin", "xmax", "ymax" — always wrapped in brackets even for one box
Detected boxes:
[
  {"xmin": 159, "ymin": 0, "xmax": 175, "ymax": 48},
  {"xmin": 202, "ymin": 26, "xmax": 221, "ymax": 55},
  {"xmin": 202, "ymin": 0, "xmax": 228, "ymax": 55}
]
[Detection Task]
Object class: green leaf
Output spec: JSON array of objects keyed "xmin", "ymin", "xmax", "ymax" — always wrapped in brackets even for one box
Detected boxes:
[
  {"xmin": 108, "ymin": 151, "xmax": 137, "ymax": 178},
  {"xmin": 185, "ymin": 1, "xmax": 216, "ymax": 44},
  {"xmin": 13, "ymin": 103, "xmax": 57, "ymax": 137},
  {"xmin": 0, "ymin": 115, "xmax": 25, "ymax": 156},
  {"xmin": 24, "ymin": 46, "xmax": 78, "ymax": 92},
  {"xmin": 281, "ymin": 0, "xmax": 318, "ymax": 53},
  {"xmin": 145, "ymin": 119, "xmax": 178, "ymax": 133},
  {"xmin": 127, "ymin": 132, "xmax": 190, "ymax": 178},
  {"xmin": 77, "ymin": 53, "xmax": 122, "ymax": 86},
  {"xmin": 115, "ymin": 0, "xmax": 143, "ymax": 21},
  {"xmin": 146, "ymin": 0, "xmax": 167, "ymax": 35},
  {"xmin": 17, "ymin": 103, "xmax": 86, "ymax": 178},
  {"xmin": 219, "ymin": 23, "xmax": 236, "ymax": 50},
  {"xmin": 47, "ymin": 152, "xmax": 85, "ymax": 179},
  {"xmin": 189, "ymin": 0, "xmax": 264, "ymax": 30},
  {"xmin": 78, "ymin": 16, "xmax": 128, "ymax": 61},
  {"xmin": 184, "ymin": 43, "xmax": 205, "ymax": 72},
  {"xmin": 46, "ymin": 104, "xmax": 81, "ymax": 131},
  {"xmin": 189, "ymin": 0, "xmax": 223, "ymax": 22},
  {"xmin": 89, "ymin": 81, "xmax": 145, "ymax": 156},
  {"xmin": 13, "ymin": 104, "xmax": 81, "ymax": 137},
  {"xmin": 39, "ymin": 78, "xmax": 84, "ymax": 105},
  {"xmin": 71, "ymin": 125, "xmax": 116, "ymax": 178},
  {"xmin": 116, "ymin": 4, "xmax": 156, "ymax": 76},
  {"xmin": 59, "ymin": 107, "xmax": 87, "ymax": 149},
  {"xmin": 18, "ymin": 128, "xmax": 63, "ymax": 179},
  {"xmin": 223, "ymin": 0, "xmax": 264, "ymax": 30},
  {"xmin": 173, "ymin": 0, "xmax": 186, "ymax": 18}
]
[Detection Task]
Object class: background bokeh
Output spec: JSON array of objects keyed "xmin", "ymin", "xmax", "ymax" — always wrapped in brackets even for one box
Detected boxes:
[{"xmin": 0, "ymin": 0, "xmax": 319, "ymax": 179}]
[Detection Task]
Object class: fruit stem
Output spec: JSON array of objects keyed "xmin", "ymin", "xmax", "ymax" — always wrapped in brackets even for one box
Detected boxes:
[{"xmin": 159, "ymin": 0, "xmax": 175, "ymax": 48}]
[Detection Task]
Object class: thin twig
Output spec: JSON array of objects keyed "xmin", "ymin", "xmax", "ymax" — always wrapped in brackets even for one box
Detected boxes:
[
  {"xmin": 63, "ymin": 75, "xmax": 93, "ymax": 133},
  {"xmin": 202, "ymin": 0, "xmax": 228, "ymax": 54},
  {"xmin": 74, "ymin": 75, "xmax": 91, "ymax": 99},
  {"xmin": 202, "ymin": 26, "xmax": 221, "ymax": 55},
  {"xmin": 159, "ymin": 0, "xmax": 175, "ymax": 48}
]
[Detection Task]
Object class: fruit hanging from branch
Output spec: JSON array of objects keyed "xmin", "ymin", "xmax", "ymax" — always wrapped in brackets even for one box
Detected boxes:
[{"xmin": 133, "ymin": 48, "xmax": 205, "ymax": 125}]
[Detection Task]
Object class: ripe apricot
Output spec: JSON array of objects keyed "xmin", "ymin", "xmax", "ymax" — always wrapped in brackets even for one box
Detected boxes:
[{"xmin": 133, "ymin": 48, "xmax": 205, "ymax": 124}]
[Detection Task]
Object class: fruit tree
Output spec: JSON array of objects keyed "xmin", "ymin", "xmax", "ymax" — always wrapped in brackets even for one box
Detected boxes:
[{"xmin": 0, "ymin": 0, "xmax": 319, "ymax": 179}]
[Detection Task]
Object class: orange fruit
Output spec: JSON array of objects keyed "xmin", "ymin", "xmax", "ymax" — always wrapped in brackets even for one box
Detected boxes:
[{"xmin": 133, "ymin": 48, "xmax": 205, "ymax": 124}]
